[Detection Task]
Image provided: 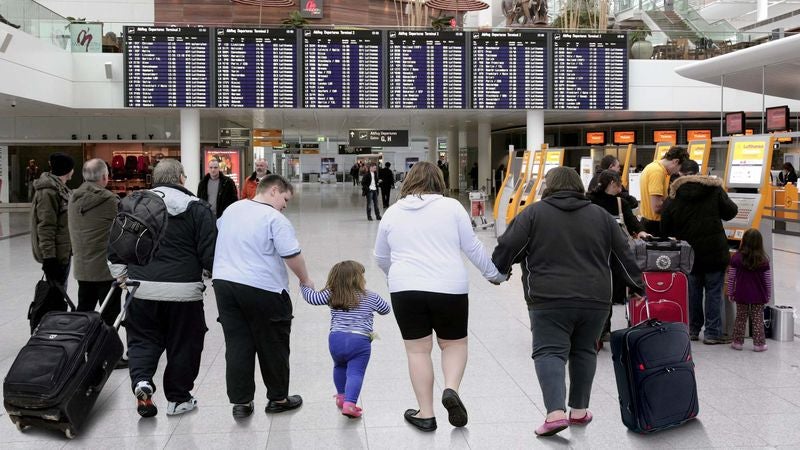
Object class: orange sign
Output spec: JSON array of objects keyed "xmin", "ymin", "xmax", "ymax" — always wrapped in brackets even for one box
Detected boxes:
[
  {"xmin": 613, "ymin": 131, "xmax": 636, "ymax": 144},
  {"xmin": 586, "ymin": 132, "xmax": 605, "ymax": 145},
  {"xmin": 653, "ymin": 130, "xmax": 677, "ymax": 144},
  {"xmin": 687, "ymin": 130, "xmax": 711, "ymax": 141}
]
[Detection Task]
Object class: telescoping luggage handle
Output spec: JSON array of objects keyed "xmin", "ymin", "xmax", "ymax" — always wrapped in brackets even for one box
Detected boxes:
[{"xmin": 98, "ymin": 280, "xmax": 140, "ymax": 330}]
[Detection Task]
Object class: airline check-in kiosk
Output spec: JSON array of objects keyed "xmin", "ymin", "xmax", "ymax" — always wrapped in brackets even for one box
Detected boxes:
[
  {"xmin": 654, "ymin": 142, "xmax": 673, "ymax": 161},
  {"xmin": 722, "ymin": 135, "xmax": 775, "ymax": 241},
  {"xmin": 620, "ymin": 143, "xmax": 634, "ymax": 189},
  {"xmin": 507, "ymin": 150, "xmax": 541, "ymax": 223},
  {"xmin": 529, "ymin": 149, "xmax": 565, "ymax": 204},
  {"xmin": 687, "ymin": 139, "xmax": 711, "ymax": 175},
  {"xmin": 494, "ymin": 150, "xmax": 529, "ymax": 236}
]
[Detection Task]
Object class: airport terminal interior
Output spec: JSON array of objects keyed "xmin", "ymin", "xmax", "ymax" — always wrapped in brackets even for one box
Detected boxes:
[{"xmin": 2, "ymin": 0, "xmax": 800, "ymax": 448}]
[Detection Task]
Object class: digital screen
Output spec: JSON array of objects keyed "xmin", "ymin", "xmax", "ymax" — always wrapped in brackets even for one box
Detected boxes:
[
  {"xmin": 766, "ymin": 106, "xmax": 789, "ymax": 132},
  {"xmin": 613, "ymin": 131, "xmax": 635, "ymax": 144},
  {"xmin": 653, "ymin": 130, "xmax": 677, "ymax": 144},
  {"xmin": 215, "ymin": 28, "xmax": 297, "ymax": 108},
  {"xmin": 727, "ymin": 139, "xmax": 768, "ymax": 187},
  {"xmin": 552, "ymin": 32, "xmax": 628, "ymax": 110},
  {"xmin": 725, "ymin": 111, "xmax": 745, "ymax": 135},
  {"xmin": 388, "ymin": 30, "xmax": 466, "ymax": 109},
  {"xmin": 303, "ymin": 29, "xmax": 383, "ymax": 108},
  {"xmin": 586, "ymin": 131, "xmax": 606, "ymax": 145},
  {"xmin": 687, "ymin": 130, "xmax": 711, "ymax": 141},
  {"xmin": 471, "ymin": 31, "xmax": 548, "ymax": 109},
  {"xmin": 124, "ymin": 26, "xmax": 211, "ymax": 108}
]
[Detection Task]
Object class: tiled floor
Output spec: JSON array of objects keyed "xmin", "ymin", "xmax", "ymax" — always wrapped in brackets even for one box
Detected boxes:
[{"xmin": 0, "ymin": 182, "xmax": 799, "ymax": 449}]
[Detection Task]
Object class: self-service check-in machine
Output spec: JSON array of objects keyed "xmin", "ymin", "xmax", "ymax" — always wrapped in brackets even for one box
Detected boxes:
[
  {"xmin": 494, "ymin": 149, "xmax": 530, "ymax": 236},
  {"xmin": 654, "ymin": 142, "xmax": 673, "ymax": 161},
  {"xmin": 687, "ymin": 139, "xmax": 711, "ymax": 175},
  {"xmin": 506, "ymin": 150, "xmax": 541, "ymax": 224},
  {"xmin": 529, "ymin": 148, "xmax": 565, "ymax": 205},
  {"xmin": 620, "ymin": 143, "xmax": 634, "ymax": 189},
  {"xmin": 722, "ymin": 135, "xmax": 775, "ymax": 241}
]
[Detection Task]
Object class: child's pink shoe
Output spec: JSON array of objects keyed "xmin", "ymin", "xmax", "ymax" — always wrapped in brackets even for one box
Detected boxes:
[
  {"xmin": 731, "ymin": 342, "xmax": 743, "ymax": 351},
  {"xmin": 342, "ymin": 401, "xmax": 362, "ymax": 418},
  {"xmin": 333, "ymin": 394, "xmax": 344, "ymax": 409},
  {"xmin": 754, "ymin": 344, "xmax": 768, "ymax": 352}
]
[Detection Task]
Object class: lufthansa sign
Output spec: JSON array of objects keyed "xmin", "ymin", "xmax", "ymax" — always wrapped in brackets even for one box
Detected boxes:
[{"xmin": 349, "ymin": 129, "xmax": 408, "ymax": 147}]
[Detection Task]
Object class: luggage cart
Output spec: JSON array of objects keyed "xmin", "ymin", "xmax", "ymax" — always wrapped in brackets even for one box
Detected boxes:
[{"xmin": 469, "ymin": 191, "xmax": 494, "ymax": 230}]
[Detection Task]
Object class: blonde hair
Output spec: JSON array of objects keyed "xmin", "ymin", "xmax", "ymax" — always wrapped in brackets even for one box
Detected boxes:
[
  {"xmin": 399, "ymin": 161, "xmax": 446, "ymax": 198},
  {"xmin": 325, "ymin": 260, "xmax": 366, "ymax": 311}
]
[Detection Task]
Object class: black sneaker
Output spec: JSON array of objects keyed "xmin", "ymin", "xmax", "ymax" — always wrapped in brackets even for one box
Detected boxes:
[
  {"xmin": 232, "ymin": 401, "xmax": 254, "ymax": 419},
  {"xmin": 134, "ymin": 381, "xmax": 157, "ymax": 418},
  {"xmin": 265, "ymin": 395, "xmax": 303, "ymax": 414},
  {"xmin": 689, "ymin": 334, "xmax": 699, "ymax": 341}
]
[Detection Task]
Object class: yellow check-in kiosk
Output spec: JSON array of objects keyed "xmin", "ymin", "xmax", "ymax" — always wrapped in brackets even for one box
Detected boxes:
[
  {"xmin": 722, "ymin": 135, "xmax": 775, "ymax": 241},
  {"xmin": 493, "ymin": 148, "xmax": 516, "ymax": 222},
  {"xmin": 687, "ymin": 139, "xmax": 711, "ymax": 175},
  {"xmin": 506, "ymin": 150, "xmax": 541, "ymax": 224},
  {"xmin": 620, "ymin": 143, "xmax": 634, "ymax": 189},
  {"xmin": 654, "ymin": 142, "xmax": 673, "ymax": 161},
  {"xmin": 529, "ymin": 149, "xmax": 565, "ymax": 205}
]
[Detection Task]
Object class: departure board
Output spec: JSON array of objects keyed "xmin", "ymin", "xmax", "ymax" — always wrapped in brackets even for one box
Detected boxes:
[
  {"xmin": 552, "ymin": 32, "xmax": 628, "ymax": 110},
  {"xmin": 471, "ymin": 31, "xmax": 548, "ymax": 109},
  {"xmin": 124, "ymin": 26, "xmax": 211, "ymax": 108},
  {"xmin": 215, "ymin": 28, "xmax": 297, "ymax": 108},
  {"xmin": 303, "ymin": 29, "xmax": 383, "ymax": 108},
  {"xmin": 387, "ymin": 31, "xmax": 466, "ymax": 109}
]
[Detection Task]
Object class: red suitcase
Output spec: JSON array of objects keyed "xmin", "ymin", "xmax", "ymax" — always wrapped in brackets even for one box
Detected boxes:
[{"xmin": 628, "ymin": 272, "xmax": 689, "ymax": 326}]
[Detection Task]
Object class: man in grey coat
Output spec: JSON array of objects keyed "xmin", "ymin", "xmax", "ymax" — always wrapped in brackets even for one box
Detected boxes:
[{"xmin": 68, "ymin": 158, "xmax": 122, "ymax": 327}]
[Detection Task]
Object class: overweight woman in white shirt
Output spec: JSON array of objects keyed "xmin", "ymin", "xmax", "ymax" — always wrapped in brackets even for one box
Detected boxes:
[{"xmin": 374, "ymin": 161, "xmax": 506, "ymax": 432}]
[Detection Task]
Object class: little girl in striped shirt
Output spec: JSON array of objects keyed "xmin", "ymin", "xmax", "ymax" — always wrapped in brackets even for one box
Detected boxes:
[{"xmin": 301, "ymin": 260, "xmax": 390, "ymax": 418}]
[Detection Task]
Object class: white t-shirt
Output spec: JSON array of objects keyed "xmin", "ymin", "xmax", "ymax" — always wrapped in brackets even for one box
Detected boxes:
[{"xmin": 213, "ymin": 199, "xmax": 301, "ymax": 293}]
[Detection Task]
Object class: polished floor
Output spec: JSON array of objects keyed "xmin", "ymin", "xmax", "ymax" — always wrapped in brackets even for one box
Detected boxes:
[{"xmin": 0, "ymin": 182, "xmax": 799, "ymax": 449}]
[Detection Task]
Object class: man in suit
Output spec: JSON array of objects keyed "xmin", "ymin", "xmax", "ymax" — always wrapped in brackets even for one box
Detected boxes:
[
  {"xmin": 378, "ymin": 162, "xmax": 395, "ymax": 208},
  {"xmin": 361, "ymin": 163, "xmax": 381, "ymax": 221}
]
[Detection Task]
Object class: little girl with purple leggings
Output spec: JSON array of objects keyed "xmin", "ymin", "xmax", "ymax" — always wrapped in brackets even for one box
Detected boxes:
[
  {"xmin": 726, "ymin": 228, "xmax": 772, "ymax": 352},
  {"xmin": 301, "ymin": 260, "xmax": 390, "ymax": 418}
]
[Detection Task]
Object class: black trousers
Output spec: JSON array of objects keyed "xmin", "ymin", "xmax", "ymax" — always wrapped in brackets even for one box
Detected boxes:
[
  {"xmin": 380, "ymin": 186, "xmax": 391, "ymax": 208},
  {"xmin": 77, "ymin": 280, "xmax": 122, "ymax": 326},
  {"xmin": 125, "ymin": 298, "xmax": 207, "ymax": 402},
  {"xmin": 366, "ymin": 190, "xmax": 381, "ymax": 218},
  {"xmin": 214, "ymin": 280, "xmax": 293, "ymax": 404}
]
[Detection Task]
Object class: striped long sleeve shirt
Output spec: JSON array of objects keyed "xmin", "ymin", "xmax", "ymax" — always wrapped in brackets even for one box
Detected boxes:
[{"xmin": 301, "ymin": 286, "xmax": 391, "ymax": 334}]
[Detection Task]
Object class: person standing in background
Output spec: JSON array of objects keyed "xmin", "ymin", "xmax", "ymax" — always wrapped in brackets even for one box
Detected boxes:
[
  {"xmin": 470, "ymin": 163, "xmax": 479, "ymax": 191},
  {"xmin": 361, "ymin": 163, "xmax": 381, "ymax": 221},
  {"xmin": 242, "ymin": 159, "xmax": 271, "ymax": 200},
  {"xmin": 198, "ymin": 158, "xmax": 238, "ymax": 217},
  {"xmin": 31, "ymin": 153, "xmax": 73, "ymax": 288},
  {"xmin": 26, "ymin": 159, "xmax": 41, "ymax": 202},
  {"xmin": 495, "ymin": 164, "xmax": 505, "ymax": 196},
  {"xmin": 378, "ymin": 162, "xmax": 395, "ymax": 209}
]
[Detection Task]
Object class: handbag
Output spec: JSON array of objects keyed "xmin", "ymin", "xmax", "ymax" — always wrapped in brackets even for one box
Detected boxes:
[
  {"xmin": 632, "ymin": 236, "xmax": 695, "ymax": 274},
  {"xmin": 28, "ymin": 274, "xmax": 76, "ymax": 334}
]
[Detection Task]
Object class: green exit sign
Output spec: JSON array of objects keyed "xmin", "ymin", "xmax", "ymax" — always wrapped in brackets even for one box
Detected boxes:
[{"xmin": 317, "ymin": 136, "xmax": 326, "ymax": 142}]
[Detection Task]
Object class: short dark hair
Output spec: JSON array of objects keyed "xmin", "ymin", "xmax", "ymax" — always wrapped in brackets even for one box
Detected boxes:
[
  {"xmin": 680, "ymin": 160, "xmax": 699, "ymax": 175},
  {"xmin": 384, "ymin": 162, "xmax": 391, "ymax": 168},
  {"xmin": 593, "ymin": 169, "xmax": 622, "ymax": 194},
  {"xmin": 256, "ymin": 174, "xmax": 294, "ymax": 195},
  {"xmin": 600, "ymin": 155, "xmax": 619, "ymax": 171},
  {"xmin": 543, "ymin": 167, "xmax": 584, "ymax": 198},
  {"xmin": 663, "ymin": 146, "xmax": 689, "ymax": 163}
]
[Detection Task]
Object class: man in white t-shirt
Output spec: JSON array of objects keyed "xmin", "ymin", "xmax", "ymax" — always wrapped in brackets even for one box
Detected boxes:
[{"xmin": 212, "ymin": 174, "xmax": 312, "ymax": 419}]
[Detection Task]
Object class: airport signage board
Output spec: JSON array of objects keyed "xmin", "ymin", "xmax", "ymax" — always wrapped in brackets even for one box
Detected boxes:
[
  {"xmin": 613, "ymin": 131, "xmax": 635, "ymax": 145},
  {"xmin": 653, "ymin": 130, "xmax": 677, "ymax": 144},
  {"xmin": 349, "ymin": 129, "xmax": 408, "ymax": 147},
  {"xmin": 687, "ymin": 129, "xmax": 711, "ymax": 141},
  {"xmin": 586, "ymin": 131, "xmax": 606, "ymax": 145}
]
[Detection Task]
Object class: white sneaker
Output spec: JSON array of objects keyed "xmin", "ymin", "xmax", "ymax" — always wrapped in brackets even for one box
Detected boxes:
[{"xmin": 166, "ymin": 397, "xmax": 197, "ymax": 416}]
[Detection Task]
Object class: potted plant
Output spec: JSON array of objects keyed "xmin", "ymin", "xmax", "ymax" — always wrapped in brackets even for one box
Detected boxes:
[
  {"xmin": 431, "ymin": 15, "xmax": 454, "ymax": 31},
  {"xmin": 282, "ymin": 11, "xmax": 309, "ymax": 29},
  {"xmin": 629, "ymin": 28, "xmax": 653, "ymax": 59}
]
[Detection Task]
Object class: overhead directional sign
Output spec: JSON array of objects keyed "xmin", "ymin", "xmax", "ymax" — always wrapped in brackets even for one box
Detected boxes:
[{"xmin": 349, "ymin": 129, "xmax": 409, "ymax": 147}]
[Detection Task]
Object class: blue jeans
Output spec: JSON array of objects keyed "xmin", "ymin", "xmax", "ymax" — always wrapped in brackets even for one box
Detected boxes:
[
  {"xmin": 688, "ymin": 271, "xmax": 725, "ymax": 339},
  {"xmin": 365, "ymin": 190, "xmax": 380, "ymax": 219},
  {"xmin": 329, "ymin": 332, "xmax": 372, "ymax": 403}
]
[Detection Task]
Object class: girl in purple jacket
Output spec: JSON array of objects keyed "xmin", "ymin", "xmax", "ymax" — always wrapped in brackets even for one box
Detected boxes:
[{"xmin": 726, "ymin": 229, "xmax": 772, "ymax": 352}]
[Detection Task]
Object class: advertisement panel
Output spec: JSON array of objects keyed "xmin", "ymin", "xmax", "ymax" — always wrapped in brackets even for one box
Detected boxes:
[{"xmin": 203, "ymin": 148, "xmax": 242, "ymax": 191}]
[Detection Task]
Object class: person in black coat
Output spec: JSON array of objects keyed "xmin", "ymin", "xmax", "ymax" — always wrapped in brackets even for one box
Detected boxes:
[
  {"xmin": 378, "ymin": 162, "xmax": 395, "ymax": 208},
  {"xmin": 197, "ymin": 159, "xmax": 239, "ymax": 217},
  {"xmin": 587, "ymin": 155, "xmax": 638, "ymax": 209},
  {"xmin": 495, "ymin": 164, "xmax": 505, "ymax": 196},
  {"xmin": 470, "ymin": 163, "xmax": 479, "ymax": 190},
  {"xmin": 778, "ymin": 162, "xmax": 798, "ymax": 186},
  {"xmin": 661, "ymin": 173, "xmax": 738, "ymax": 344},
  {"xmin": 361, "ymin": 163, "xmax": 381, "ymax": 220}
]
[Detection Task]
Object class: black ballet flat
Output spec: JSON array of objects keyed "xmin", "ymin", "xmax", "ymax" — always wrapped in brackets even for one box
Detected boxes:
[{"xmin": 404, "ymin": 409, "xmax": 437, "ymax": 432}]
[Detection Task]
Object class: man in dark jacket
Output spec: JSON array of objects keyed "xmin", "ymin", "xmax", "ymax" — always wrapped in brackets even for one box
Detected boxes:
[
  {"xmin": 197, "ymin": 158, "xmax": 238, "ymax": 217},
  {"xmin": 361, "ymin": 163, "xmax": 381, "ymax": 220},
  {"xmin": 378, "ymin": 162, "xmax": 395, "ymax": 208},
  {"xmin": 68, "ymin": 158, "xmax": 122, "ymax": 325},
  {"xmin": 661, "ymin": 172, "xmax": 738, "ymax": 344},
  {"xmin": 109, "ymin": 159, "xmax": 216, "ymax": 418},
  {"xmin": 31, "ymin": 153, "xmax": 74, "ymax": 287}
]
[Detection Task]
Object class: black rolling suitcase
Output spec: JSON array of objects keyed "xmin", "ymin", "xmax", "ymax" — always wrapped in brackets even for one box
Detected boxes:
[
  {"xmin": 610, "ymin": 319, "xmax": 699, "ymax": 433},
  {"xmin": 3, "ymin": 282, "xmax": 138, "ymax": 438}
]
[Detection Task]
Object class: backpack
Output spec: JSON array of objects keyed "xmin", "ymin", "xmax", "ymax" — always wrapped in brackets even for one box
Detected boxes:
[{"xmin": 108, "ymin": 190, "xmax": 169, "ymax": 266}]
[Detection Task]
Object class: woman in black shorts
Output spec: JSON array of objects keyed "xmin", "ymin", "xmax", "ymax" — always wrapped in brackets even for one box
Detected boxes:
[{"xmin": 374, "ymin": 162, "xmax": 506, "ymax": 432}]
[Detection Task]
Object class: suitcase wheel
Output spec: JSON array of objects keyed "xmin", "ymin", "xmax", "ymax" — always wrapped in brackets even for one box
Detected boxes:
[
  {"xmin": 64, "ymin": 427, "xmax": 76, "ymax": 439},
  {"xmin": 14, "ymin": 420, "xmax": 30, "ymax": 432}
]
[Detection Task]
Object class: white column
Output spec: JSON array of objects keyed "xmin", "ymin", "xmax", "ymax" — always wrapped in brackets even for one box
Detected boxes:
[
  {"xmin": 526, "ymin": 110, "xmax": 544, "ymax": 151},
  {"xmin": 180, "ymin": 109, "xmax": 201, "ymax": 192},
  {"xmin": 428, "ymin": 134, "xmax": 437, "ymax": 163},
  {"xmin": 757, "ymin": 0, "xmax": 768, "ymax": 22},
  {"xmin": 478, "ymin": 121, "xmax": 492, "ymax": 193},
  {"xmin": 447, "ymin": 128, "xmax": 459, "ymax": 191}
]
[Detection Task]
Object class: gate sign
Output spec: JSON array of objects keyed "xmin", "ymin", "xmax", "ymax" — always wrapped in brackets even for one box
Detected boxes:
[{"xmin": 349, "ymin": 129, "xmax": 409, "ymax": 147}]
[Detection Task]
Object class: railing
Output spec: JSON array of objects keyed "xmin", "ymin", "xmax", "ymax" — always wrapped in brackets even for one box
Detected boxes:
[
  {"xmin": 0, "ymin": 0, "xmax": 71, "ymax": 50},
  {"xmin": 629, "ymin": 29, "xmax": 794, "ymax": 60}
]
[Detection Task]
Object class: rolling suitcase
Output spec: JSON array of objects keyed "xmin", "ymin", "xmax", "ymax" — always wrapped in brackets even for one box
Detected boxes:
[
  {"xmin": 628, "ymin": 272, "xmax": 689, "ymax": 326},
  {"xmin": 3, "ymin": 282, "xmax": 138, "ymax": 438},
  {"xmin": 611, "ymin": 319, "xmax": 699, "ymax": 433}
]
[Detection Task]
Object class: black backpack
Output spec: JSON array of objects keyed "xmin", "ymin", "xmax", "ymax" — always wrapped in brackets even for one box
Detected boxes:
[{"xmin": 108, "ymin": 190, "xmax": 168, "ymax": 265}]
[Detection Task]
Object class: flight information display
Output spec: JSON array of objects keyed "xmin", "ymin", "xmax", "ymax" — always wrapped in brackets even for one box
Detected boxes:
[
  {"xmin": 552, "ymin": 32, "xmax": 627, "ymax": 110},
  {"xmin": 215, "ymin": 28, "xmax": 297, "ymax": 108},
  {"xmin": 387, "ymin": 31, "xmax": 466, "ymax": 109},
  {"xmin": 124, "ymin": 26, "xmax": 211, "ymax": 108},
  {"xmin": 471, "ymin": 31, "xmax": 548, "ymax": 109},
  {"xmin": 303, "ymin": 29, "xmax": 383, "ymax": 108}
]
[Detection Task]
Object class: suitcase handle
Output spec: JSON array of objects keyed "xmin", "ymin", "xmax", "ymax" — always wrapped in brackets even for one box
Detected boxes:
[{"xmin": 103, "ymin": 281, "xmax": 140, "ymax": 330}]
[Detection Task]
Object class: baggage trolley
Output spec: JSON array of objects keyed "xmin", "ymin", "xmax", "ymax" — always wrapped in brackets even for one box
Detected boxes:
[{"xmin": 469, "ymin": 191, "xmax": 494, "ymax": 230}]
